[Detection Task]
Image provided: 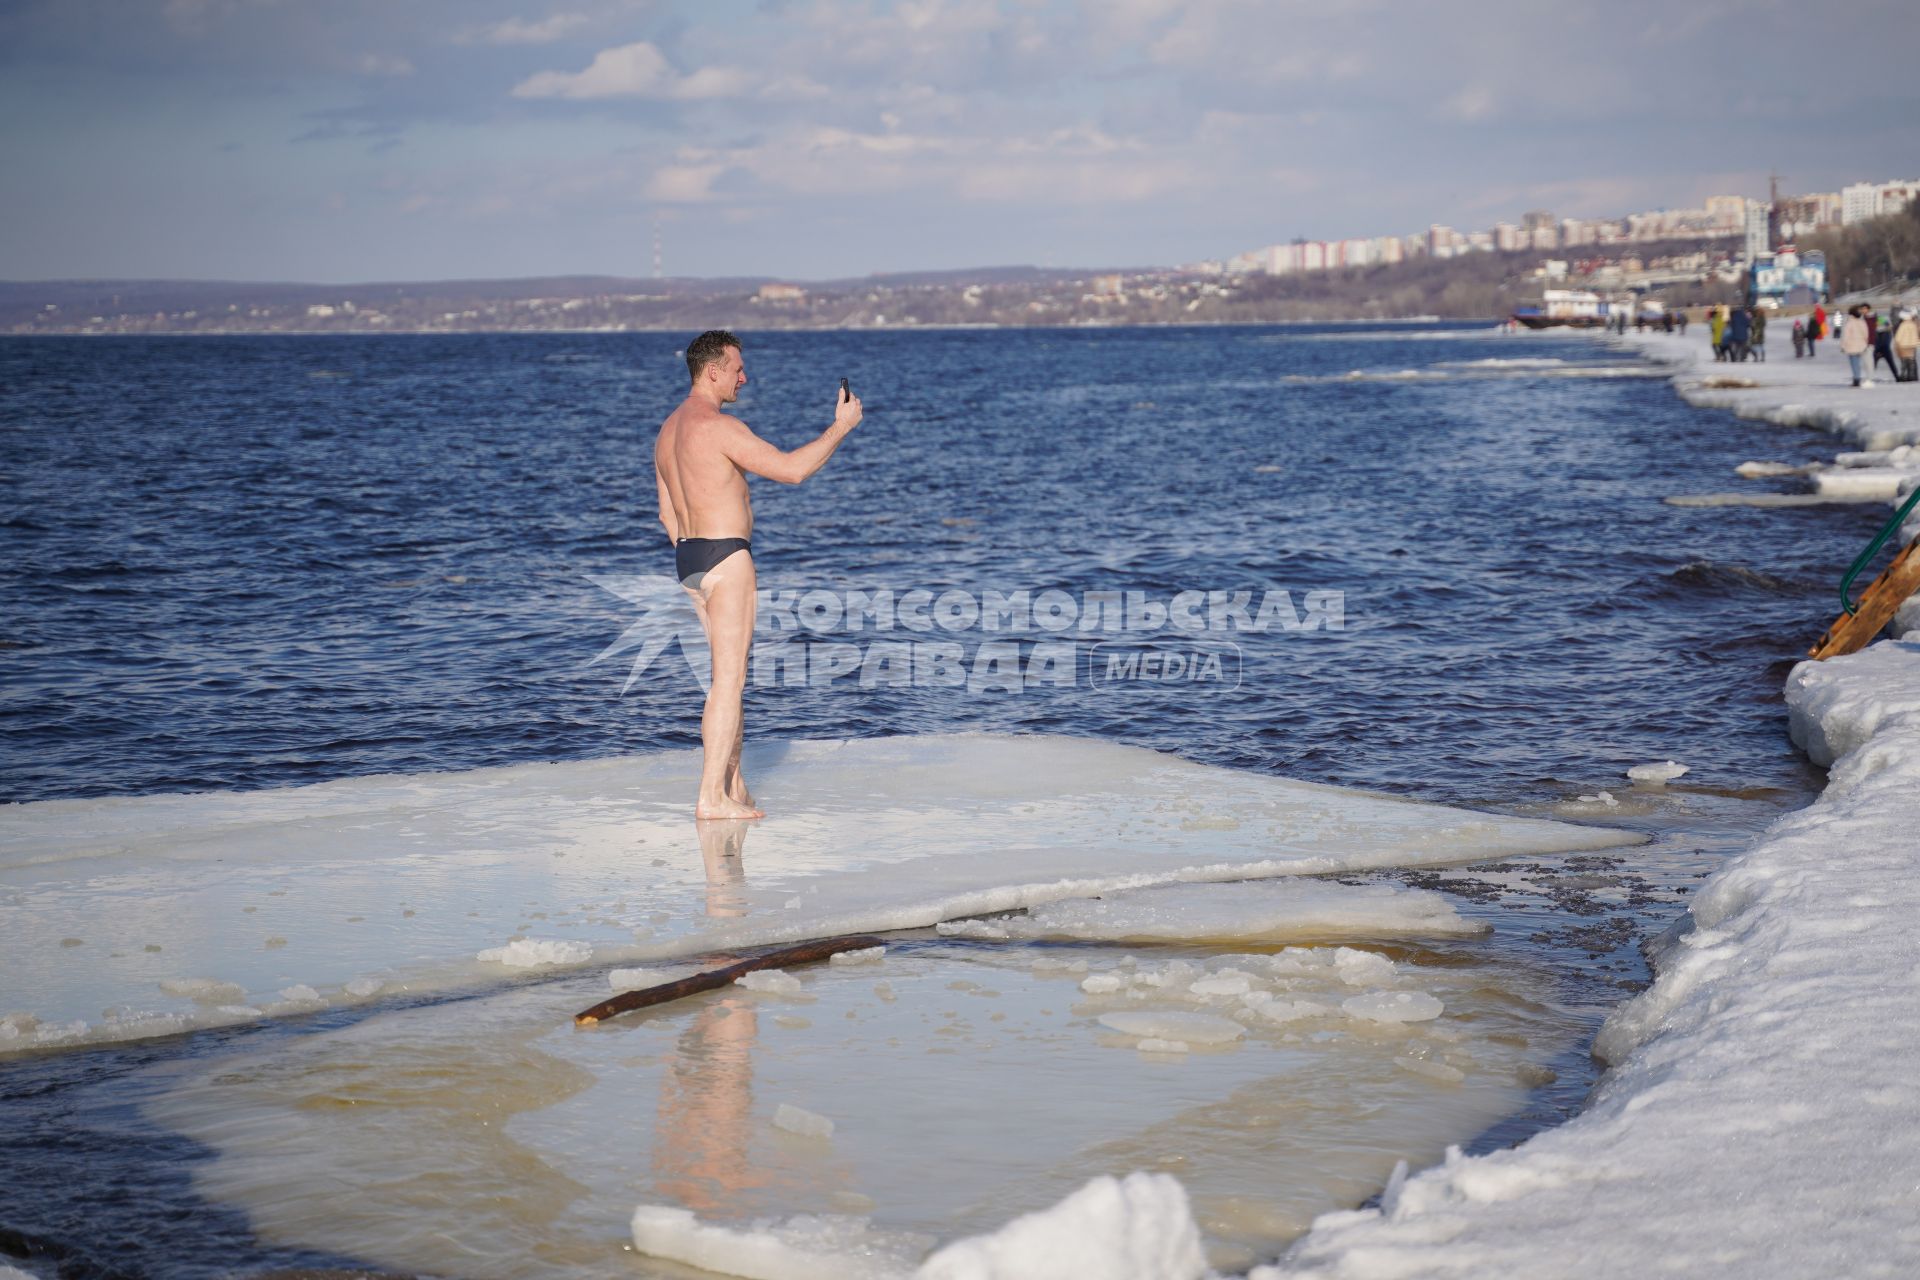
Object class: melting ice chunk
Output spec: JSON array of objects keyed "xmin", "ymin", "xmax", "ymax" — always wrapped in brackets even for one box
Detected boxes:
[
  {"xmin": 1626, "ymin": 760, "xmax": 1690, "ymax": 783},
  {"xmin": 1332, "ymin": 947, "xmax": 1397, "ymax": 987},
  {"xmin": 630, "ymin": 1205, "xmax": 928, "ymax": 1280},
  {"xmin": 1343, "ymin": 991, "xmax": 1445, "ymax": 1023},
  {"xmin": 1098, "ymin": 1011, "xmax": 1245, "ymax": 1045},
  {"xmin": 1242, "ymin": 997, "xmax": 1335, "ymax": 1025},
  {"xmin": 829, "ymin": 946, "xmax": 887, "ymax": 966},
  {"xmin": 475, "ymin": 939, "xmax": 592, "ymax": 968},
  {"xmin": 736, "ymin": 969, "xmax": 804, "ymax": 996},
  {"xmin": 772, "ymin": 1103, "xmax": 835, "ymax": 1140}
]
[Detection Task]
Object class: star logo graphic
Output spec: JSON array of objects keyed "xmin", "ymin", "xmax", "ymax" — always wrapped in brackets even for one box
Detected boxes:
[{"xmin": 585, "ymin": 574, "xmax": 711, "ymax": 694}]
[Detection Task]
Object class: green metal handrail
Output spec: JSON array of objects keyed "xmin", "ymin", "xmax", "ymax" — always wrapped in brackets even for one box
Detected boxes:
[{"xmin": 1841, "ymin": 486, "xmax": 1920, "ymax": 615}]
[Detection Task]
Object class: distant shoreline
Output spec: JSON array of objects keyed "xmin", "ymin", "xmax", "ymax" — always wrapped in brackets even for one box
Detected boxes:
[{"xmin": 3, "ymin": 315, "xmax": 1468, "ymax": 338}]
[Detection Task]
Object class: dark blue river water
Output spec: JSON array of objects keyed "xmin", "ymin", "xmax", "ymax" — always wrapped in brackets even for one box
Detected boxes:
[{"xmin": 0, "ymin": 325, "xmax": 1857, "ymax": 807}]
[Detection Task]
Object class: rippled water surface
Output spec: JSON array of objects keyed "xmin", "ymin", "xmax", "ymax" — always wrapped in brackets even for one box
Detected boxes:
[{"xmin": 0, "ymin": 326, "xmax": 1864, "ymax": 804}]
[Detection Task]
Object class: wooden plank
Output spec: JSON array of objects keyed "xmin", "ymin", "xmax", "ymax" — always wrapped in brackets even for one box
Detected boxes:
[
  {"xmin": 1808, "ymin": 536, "xmax": 1920, "ymax": 660},
  {"xmin": 574, "ymin": 934, "xmax": 887, "ymax": 1025}
]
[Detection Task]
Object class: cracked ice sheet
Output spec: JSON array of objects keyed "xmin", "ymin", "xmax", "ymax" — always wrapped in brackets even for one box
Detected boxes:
[
  {"xmin": 0, "ymin": 733, "xmax": 1633, "ymax": 1054},
  {"xmin": 1249, "ymin": 640, "xmax": 1920, "ymax": 1279}
]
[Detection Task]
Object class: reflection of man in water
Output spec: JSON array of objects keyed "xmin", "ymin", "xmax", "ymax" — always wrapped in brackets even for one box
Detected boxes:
[
  {"xmin": 655, "ymin": 818, "xmax": 758, "ymax": 1208},
  {"xmin": 699, "ymin": 819, "xmax": 749, "ymax": 918},
  {"xmin": 654, "ymin": 330, "xmax": 863, "ymax": 820},
  {"xmin": 651, "ymin": 819, "xmax": 855, "ymax": 1214},
  {"xmin": 654, "ymin": 994, "xmax": 762, "ymax": 1212}
]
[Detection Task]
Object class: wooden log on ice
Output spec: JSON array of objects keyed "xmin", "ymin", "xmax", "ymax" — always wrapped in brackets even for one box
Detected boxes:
[
  {"xmin": 1808, "ymin": 536, "xmax": 1920, "ymax": 660},
  {"xmin": 574, "ymin": 934, "xmax": 888, "ymax": 1025}
]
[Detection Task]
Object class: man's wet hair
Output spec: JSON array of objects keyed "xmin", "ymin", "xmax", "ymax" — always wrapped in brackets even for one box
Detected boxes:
[{"xmin": 686, "ymin": 330, "xmax": 741, "ymax": 383}]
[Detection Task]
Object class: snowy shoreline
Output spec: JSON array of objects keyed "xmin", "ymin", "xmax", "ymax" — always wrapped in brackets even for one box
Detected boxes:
[{"xmin": 1221, "ymin": 333, "xmax": 1920, "ymax": 1276}]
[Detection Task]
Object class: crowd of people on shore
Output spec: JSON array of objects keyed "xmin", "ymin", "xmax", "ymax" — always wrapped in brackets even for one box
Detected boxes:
[
  {"xmin": 1836, "ymin": 303, "xmax": 1920, "ymax": 387},
  {"xmin": 1705, "ymin": 304, "xmax": 1768, "ymax": 362},
  {"xmin": 1685, "ymin": 300, "xmax": 1918, "ymax": 387}
]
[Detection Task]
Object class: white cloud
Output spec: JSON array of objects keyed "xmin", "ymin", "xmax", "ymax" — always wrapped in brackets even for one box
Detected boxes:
[
  {"xmin": 456, "ymin": 13, "xmax": 588, "ymax": 47},
  {"xmin": 511, "ymin": 40, "xmax": 752, "ymax": 100}
]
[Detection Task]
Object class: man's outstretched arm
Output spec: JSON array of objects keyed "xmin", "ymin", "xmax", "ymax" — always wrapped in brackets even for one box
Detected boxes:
[{"xmin": 717, "ymin": 394, "xmax": 863, "ymax": 485}]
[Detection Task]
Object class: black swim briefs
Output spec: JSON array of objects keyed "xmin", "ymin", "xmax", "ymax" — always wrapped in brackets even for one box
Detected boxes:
[{"xmin": 675, "ymin": 536, "xmax": 752, "ymax": 585}]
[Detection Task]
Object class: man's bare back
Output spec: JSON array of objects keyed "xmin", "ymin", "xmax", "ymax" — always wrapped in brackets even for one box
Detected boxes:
[{"xmin": 653, "ymin": 331, "xmax": 862, "ymax": 820}]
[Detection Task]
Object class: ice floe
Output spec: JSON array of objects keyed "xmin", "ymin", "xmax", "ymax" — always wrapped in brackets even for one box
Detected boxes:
[
  {"xmin": 933, "ymin": 880, "xmax": 1480, "ymax": 945},
  {"xmin": 0, "ymin": 733, "xmax": 1632, "ymax": 1056}
]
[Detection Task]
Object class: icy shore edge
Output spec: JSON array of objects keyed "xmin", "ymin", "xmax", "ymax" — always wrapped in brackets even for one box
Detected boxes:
[{"xmin": 1232, "ymin": 333, "xmax": 1920, "ymax": 1277}]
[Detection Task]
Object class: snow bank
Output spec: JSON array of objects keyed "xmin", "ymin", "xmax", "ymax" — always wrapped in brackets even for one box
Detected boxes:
[
  {"xmin": 1619, "ymin": 330, "xmax": 1920, "ymax": 453},
  {"xmin": 1252, "ymin": 637, "xmax": 1920, "ymax": 1277},
  {"xmin": 0, "ymin": 733, "xmax": 1632, "ymax": 1057},
  {"xmin": 1786, "ymin": 640, "xmax": 1920, "ymax": 766}
]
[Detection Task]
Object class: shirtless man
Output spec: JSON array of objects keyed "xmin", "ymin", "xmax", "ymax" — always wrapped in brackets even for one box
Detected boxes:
[{"xmin": 654, "ymin": 330, "xmax": 862, "ymax": 819}]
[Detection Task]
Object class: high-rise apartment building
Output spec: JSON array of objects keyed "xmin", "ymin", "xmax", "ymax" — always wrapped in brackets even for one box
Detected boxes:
[
  {"xmin": 1705, "ymin": 195, "xmax": 1747, "ymax": 229},
  {"xmin": 1842, "ymin": 179, "xmax": 1920, "ymax": 225},
  {"xmin": 1743, "ymin": 203, "xmax": 1769, "ymax": 261}
]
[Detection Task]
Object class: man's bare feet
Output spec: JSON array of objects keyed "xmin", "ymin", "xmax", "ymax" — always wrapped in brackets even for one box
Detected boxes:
[
  {"xmin": 697, "ymin": 795, "xmax": 765, "ymax": 820},
  {"xmin": 726, "ymin": 777, "xmax": 755, "ymax": 808}
]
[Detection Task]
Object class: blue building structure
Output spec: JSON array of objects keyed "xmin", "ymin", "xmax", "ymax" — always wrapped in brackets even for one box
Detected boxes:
[{"xmin": 1749, "ymin": 247, "xmax": 1827, "ymax": 305}]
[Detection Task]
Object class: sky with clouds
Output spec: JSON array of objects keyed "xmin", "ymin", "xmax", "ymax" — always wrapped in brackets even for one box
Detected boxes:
[{"xmin": 2, "ymin": 0, "xmax": 1913, "ymax": 283}]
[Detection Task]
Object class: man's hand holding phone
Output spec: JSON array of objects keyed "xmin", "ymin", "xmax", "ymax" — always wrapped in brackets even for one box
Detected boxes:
[{"xmin": 834, "ymin": 378, "xmax": 862, "ymax": 432}]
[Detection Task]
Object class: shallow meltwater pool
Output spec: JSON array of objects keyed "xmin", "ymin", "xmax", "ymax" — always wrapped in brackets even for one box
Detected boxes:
[{"xmin": 148, "ymin": 929, "xmax": 1580, "ymax": 1278}]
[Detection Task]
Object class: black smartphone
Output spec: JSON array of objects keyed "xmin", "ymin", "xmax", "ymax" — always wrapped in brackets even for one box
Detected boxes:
[{"xmin": 840, "ymin": 377, "xmax": 851, "ymax": 403}]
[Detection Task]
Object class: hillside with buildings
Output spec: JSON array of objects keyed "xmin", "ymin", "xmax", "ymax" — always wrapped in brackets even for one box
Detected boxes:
[{"xmin": 6, "ymin": 178, "xmax": 1914, "ymax": 335}]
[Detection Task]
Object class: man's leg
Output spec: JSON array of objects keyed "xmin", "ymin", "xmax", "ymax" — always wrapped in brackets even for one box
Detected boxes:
[{"xmin": 691, "ymin": 551, "xmax": 763, "ymax": 820}]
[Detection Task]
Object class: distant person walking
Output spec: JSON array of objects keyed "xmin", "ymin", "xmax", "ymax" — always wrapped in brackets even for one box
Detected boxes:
[
  {"xmin": 1808, "ymin": 303, "xmax": 1827, "ymax": 356},
  {"xmin": 1749, "ymin": 307, "xmax": 1767, "ymax": 362},
  {"xmin": 1710, "ymin": 306, "xmax": 1728, "ymax": 360},
  {"xmin": 1872, "ymin": 315, "xmax": 1900, "ymax": 381},
  {"xmin": 1840, "ymin": 305, "xmax": 1872, "ymax": 387},
  {"xmin": 1895, "ymin": 310, "xmax": 1920, "ymax": 383},
  {"xmin": 1727, "ymin": 306, "xmax": 1752, "ymax": 362},
  {"xmin": 1792, "ymin": 318, "xmax": 1807, "ymax": 357},
  {"xmin": 1677, "ymin": 309, "xmax": 1689, "ymax": 337}
]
